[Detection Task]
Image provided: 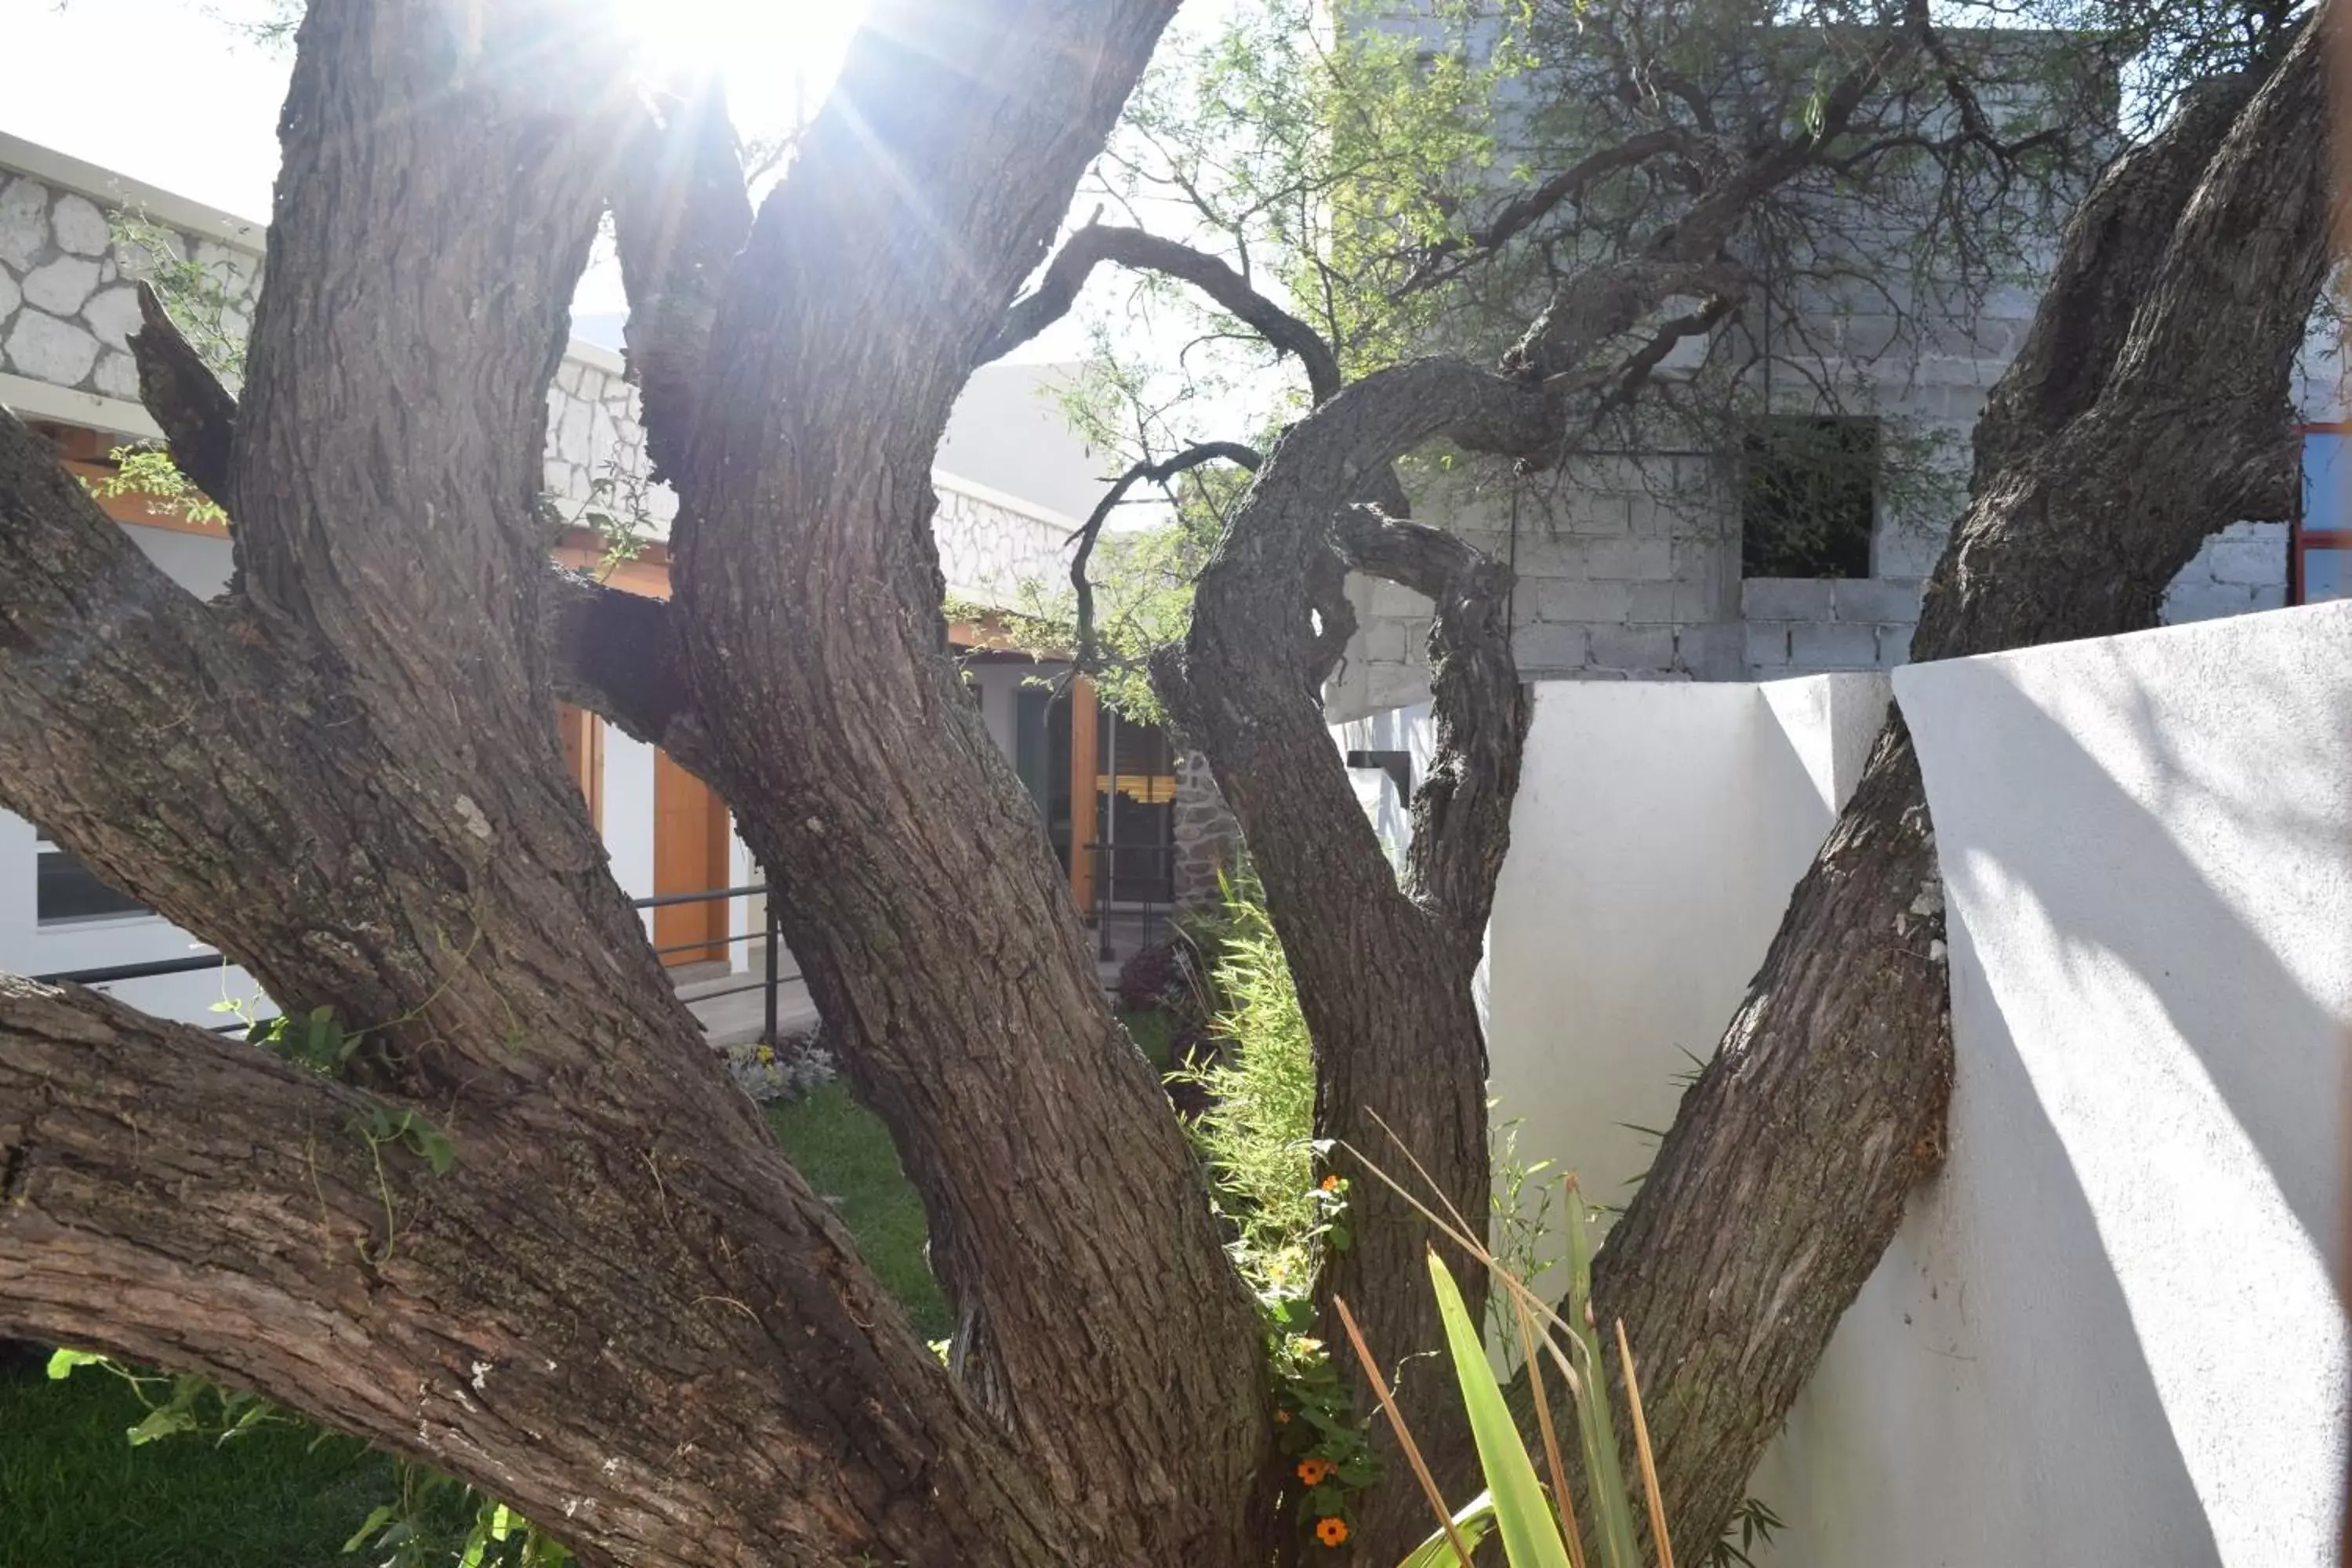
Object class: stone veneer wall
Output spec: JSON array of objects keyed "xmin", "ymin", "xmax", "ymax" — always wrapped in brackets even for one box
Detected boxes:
[
  {"xmin": 542, "ymin": 348, "xmax": 677, "ymax": 528},
  {"xmin": 1170, "ymin": 751, "xmax": 1242, "ymax": 914},
  {"xmin": 0, "ymin": 172, "xmax": 258, "ymax": 405},
  {"xmin": 0, "ymin": 143, "xmax": 1068, "ymax": 582}
]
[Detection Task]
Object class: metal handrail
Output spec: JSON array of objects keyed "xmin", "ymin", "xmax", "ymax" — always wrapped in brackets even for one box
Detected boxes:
[
  {"xmin": 33, "ymin": 879, "xmax": 798, "ymax": 1047},
  {"xmin": 1083, "ymin": 838, "xmax": 1177, "ymax": 963}
]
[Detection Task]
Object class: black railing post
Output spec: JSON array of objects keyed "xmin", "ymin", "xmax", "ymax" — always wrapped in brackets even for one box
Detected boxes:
[{"xmin": 762, "ymin": 876, "xmax": 780, "ymax": 1047}]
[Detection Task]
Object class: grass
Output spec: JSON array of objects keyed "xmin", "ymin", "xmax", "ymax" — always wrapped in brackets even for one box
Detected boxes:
[
  {"xmin": 1118, "ymin": 1006, "xmax": 1178, "ymax": 1070},
  {"xmin": 0, "ymin": 1355, "xmax": 397, "ymax": 1566},
  {"xmin": 765, "ymin": 1080, "xmax": 953, "ymax": 1341},
  {"xmin": 0, "ymin": 1080, "xmax": 953, "ymax": 1564}
]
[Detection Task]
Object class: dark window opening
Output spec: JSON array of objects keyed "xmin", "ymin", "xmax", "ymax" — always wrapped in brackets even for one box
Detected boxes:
[
  {"xmin": 1742, "ymin": 416, "xmax": 1879, "ymax": 579},
  {"xmin": 38, "ymin": 844, "xmax": 148, "ymax": 924}
]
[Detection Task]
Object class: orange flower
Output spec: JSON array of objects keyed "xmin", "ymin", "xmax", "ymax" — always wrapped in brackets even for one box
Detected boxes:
[
  {"xmin": 1296, "ymin": 1456, "xmax": 1334, "ymax": 1486},
  {"xmin": 1319, "ymin": 1174, "xmax": 1341, "ymax": 1192},
  {"xmin": 1316, "ymin": 1516, "xmax": 1350, "ymax": 1548}
]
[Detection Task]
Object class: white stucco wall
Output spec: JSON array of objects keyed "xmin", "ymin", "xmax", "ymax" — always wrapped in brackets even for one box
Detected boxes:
[
  {"xmin": 602, "ymin": 730, "xmax": 657, "ymax": 942},
  {"xmin": 1751, "ymin": 601, "xmax": 2352, "ymax": 1568},
  {"xmin": 1481, "ymin": 676, "xmax": 1888, "ymax": 1243}
]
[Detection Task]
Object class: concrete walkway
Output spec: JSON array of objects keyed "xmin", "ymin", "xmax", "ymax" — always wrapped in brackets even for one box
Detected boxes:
[{"xmin": 677, "ymin": 956, "xmax": 817, "ymax": 1048}]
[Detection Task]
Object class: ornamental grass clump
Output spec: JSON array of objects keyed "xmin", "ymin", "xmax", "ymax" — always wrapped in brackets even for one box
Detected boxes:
[{"xmin": 1337, "ymin": 1125, "xmax": 1680, "ymax": 1568}]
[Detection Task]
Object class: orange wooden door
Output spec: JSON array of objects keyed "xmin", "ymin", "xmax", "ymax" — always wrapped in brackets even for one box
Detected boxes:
[
  {"xmin": 556, "ymin": 704, "xmax": 604, "ymax": 829},
  {"xmin": 653, "ymin": 749, "xmax": 731, "ymax": 967}
]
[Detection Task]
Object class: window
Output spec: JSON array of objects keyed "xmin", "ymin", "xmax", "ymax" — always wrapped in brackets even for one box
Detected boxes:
[
  {"xmin": 2295, "ymin": 427, "xmax": 2351, "ymax": 605},
  {"xmin": 36, "ymin": 841, "xmax": 147, "ymax": 924},
  {"xmin": 1741, "ymin": 416, "xmax": 1880, "ymax": 579}
]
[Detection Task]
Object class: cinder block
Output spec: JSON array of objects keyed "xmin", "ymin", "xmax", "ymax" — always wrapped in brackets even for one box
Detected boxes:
[
  {"xmin": 2209, "ymin": 538, "xmax": 2286, "ymax": 588},
  {"xmin": 1362, "ymin": 619, "xmax": 1409, "ymax": 664},
  {"xmin": 1791, "ymin": 620, "xmax": 1880, "ymax": 670},
  {"xmin": 1367, "ymin": 663, "xmax": 1434, "ymax": 711},
  {"xmin": 1833, "ymin": 577, "xmax": 1926, "ymax": 623},
  {"xmin": 1367, "ymin": 579, "xmax": 1436, "ymax": 618},
  {"xmin": 1508, "ymin": 536, "xmax": 1587, "ymax": 578},
  {"xmin": 2158, "ymin": 579, "xmax": 2250, "ymax": 626},
  {"xmin": 1675, "ymin": 622, "xmax": 1745, "ymax": 679},
  {"xmin": 1874, "ymin": 622, "xmax": 1915, "ymax": 668},
  {"xmin": 1741, "ymin": 578, "xmax": 1835, "ymax": 619},
  {"xmin": 1874, "ymin": 520, "xmax": 1950, "ymax": 579},
  {"xmin": 1585, "ymin": 537, "xmax": 1673, "ymax": 581},
  {"xmin": 1588, "ymin": 623, "xmax": 1677, "ymax": 671},
  {"xmin": 1530, "ymin": 578, "xmax": 1632, "ymax": 623},
  {"xmin": 1513, "ymin": 620, "xmax": 1589, "ymax": 672},
  {"xmin": 1561, "ymin": 492, "xmax": 1633, "ymax": 535},
  {"xmin": 1622, "ymin": 582, "xmax": 1678, "ymax": 622},
  {"xmin": 1745, "ymin": 622, "xmax": 1792, "ymax": 669}
]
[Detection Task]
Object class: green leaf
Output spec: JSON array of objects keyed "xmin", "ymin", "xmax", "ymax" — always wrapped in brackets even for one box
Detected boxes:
[
  {"xmin": 126, "ymin": 1406, "xmax": 196, "ymax": 1446},
  {"xmin": 1399, "ymin": 1489, "xmax": 1499, "ymax": 1568},
  {"xmin": 45, "ymin": 1348, "xmax": 102, "ymax": 1380},
  {"xmin": 343, "ymin": 1504, "xmax": 397, "ymax": 1553},
  {"xmin": 1428, "ymin": 1250, "xmax": 1572, "ymax": 1568}
]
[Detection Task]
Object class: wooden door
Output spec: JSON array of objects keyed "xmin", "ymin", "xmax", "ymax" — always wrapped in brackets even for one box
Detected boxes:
[
  {"xmin": 556, "ymin": 704, "xmax": 604, "ymax": 829},
  {"xmin": 653, "ymin": 749, "xmax": 731, "ymax": 967}
]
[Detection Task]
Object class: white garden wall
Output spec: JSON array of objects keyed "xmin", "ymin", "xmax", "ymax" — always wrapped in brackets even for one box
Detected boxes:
[
  {"xmin": 1478, "ymin": 675, "xmax": 1886, "ymax": 1238},
  {"xmin": 1436, "ymin": 604, "xmax": 2351, "ymax": 1568},
  {"xmin": 1750, "ymin": 601, "xmax": 2352, "ymax": 1568}
]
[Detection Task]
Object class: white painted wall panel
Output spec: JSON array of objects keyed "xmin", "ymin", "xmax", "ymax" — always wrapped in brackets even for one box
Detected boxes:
[{"xmin": 1749, "ymin": 602, "xmax": 2352, "ymax": 1568}]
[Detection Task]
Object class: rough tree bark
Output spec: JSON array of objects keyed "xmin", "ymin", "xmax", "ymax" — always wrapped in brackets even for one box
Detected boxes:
[
  {"xmin": 1574, "ymin": 18, "xmax": 2332, "ymax": 1555},
  {"xmin": 0, "ymin": 0, "xmax": 1268, "ymax": 1563},
  {"xmin": 0, "ymin": 0, "xmax": 2329, "ymax": 1563}
]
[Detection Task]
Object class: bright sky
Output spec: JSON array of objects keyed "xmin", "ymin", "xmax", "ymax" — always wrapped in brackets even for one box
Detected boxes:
[{"xmin": 0, "ymin": 0, "xmax": 1087, "ymax": 354}]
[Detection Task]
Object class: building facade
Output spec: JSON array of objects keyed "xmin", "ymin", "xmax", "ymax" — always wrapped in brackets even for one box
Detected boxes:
[{"xmin": 0, "ymin": 131, "xmax": 1183, "ymax": 1022}]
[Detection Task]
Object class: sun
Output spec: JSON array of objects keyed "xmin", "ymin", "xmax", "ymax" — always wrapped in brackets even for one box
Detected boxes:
[{"xmin": 606, "ymin": 0, "xmax": 869, "ymax": 139}]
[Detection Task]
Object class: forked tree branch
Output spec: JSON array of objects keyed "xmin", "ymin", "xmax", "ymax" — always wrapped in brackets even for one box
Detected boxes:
[
  {"xmin": 127, "ymin": 282, "xmax": 239, "ymax": 510},
  {"xmin": 1330, "ymin": 507, "xmax": 1526, "ymax": 929},
  {"xmin": 612, "ymin": 77, "xmax": 756, "ymax": 484},
  {"xmin": 984, "ymin": 223, "xmax": 1344, "ymax": 402},
  {"xmin": 1068, "ymin": 439, "xmax": 1261, "ymax": 670}
]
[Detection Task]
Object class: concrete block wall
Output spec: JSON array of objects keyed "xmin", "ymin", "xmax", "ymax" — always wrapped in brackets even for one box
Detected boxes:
[
  {"xmin": 1744, "ymin": 575, "xmax": 1924, "ymax": 676},
  {"xmin": 2160, "ymin": 521, "xmax": 2290, "ymax": 624}
]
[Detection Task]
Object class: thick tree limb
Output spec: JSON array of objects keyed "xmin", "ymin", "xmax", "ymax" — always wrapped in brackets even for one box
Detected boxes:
[
  {"xmin": 3, "ymin": 9, "xmax": 1119, "ymax": 1558},
  {"xmin": 669, "ymin": 2, "xmax": 1278, "ymax": 1556},
  {"xmin": 1330, "ymin": 508, "xmax": 1527, "ymax": 930},
  {"xmin": 0, "ymin": 410, "xmax": 303, "ymax": 936},
  {"xmin": 1577, "ymin": 17, "xmax": 2332, "ymax": 1558},
  {"xmin": 985, "ymin": 223, "xmax": 1345, "ymax": 402},
  {"xmin": 0, "ymin": 977, "xmax": 1077, "ymax": 1568},
  {"xmin": 126, "ymin": 282, "xmax": 238, "ymax": 510},
  {"xmin": 612, "ymin": 78, "xmax": 755, "ymax": 485},
  {"xmin": 542, "ymin": 568, "xmax": 710, "ymax": 764}
]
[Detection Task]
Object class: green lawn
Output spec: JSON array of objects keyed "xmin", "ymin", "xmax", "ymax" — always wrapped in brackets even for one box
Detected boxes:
[
  {"xmin": 0, "ymin": 1359, "xmax": 397, "ymax": 1566},
  {"xmin": 765, "ymin": 1080, "xmax": 953, "ymax": 1340},
  {"xmin": 0, "ymin": 1080, "xmax": 951, "ymax": 1564}
]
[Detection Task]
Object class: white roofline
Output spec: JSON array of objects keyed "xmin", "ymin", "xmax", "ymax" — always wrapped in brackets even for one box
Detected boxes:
[
  {"xmin": 0, "ymin": 131, "xmax": 266, "ymax": 253},
  {"xmin": 933, "ymin": 468, "xmax": 1083, "ymax": 534},
  {"xmin": 0, "ymin": 132, "xmax": 623, "ymax": 377},
  {"xmin": 0, "ymin": 373, "xmax": 163, "ymax": 440}
]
